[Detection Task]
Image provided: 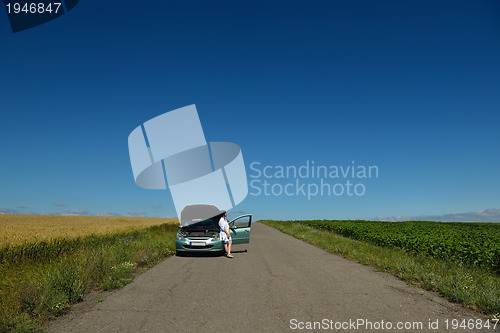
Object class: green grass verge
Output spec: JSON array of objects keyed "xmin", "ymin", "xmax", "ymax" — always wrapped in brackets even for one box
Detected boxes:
[
  {"xmin": 261, "ymin": 220, "xmax": 500, "ymax": 319},
  {"xmin": 0, "ymin": 223, "xmax": 178, "ymax": 332},
  {"xmin": 297, "ymin": 219, "xmax": 500, "ymax": 273}
]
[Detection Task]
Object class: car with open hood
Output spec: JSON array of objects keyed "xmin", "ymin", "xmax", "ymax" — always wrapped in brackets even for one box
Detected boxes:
[{"xmin": 175, "ymin": 204, "xmax": 252, "ymax": 255}]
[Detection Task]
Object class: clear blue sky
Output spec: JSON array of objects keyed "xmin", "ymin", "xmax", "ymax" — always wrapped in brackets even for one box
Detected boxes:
[{"xmin": 1, "ymin": 0, "xmax": 499, "ymax": 221}]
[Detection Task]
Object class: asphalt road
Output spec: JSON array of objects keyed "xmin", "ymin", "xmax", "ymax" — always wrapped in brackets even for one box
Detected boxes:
[{"xmin": 49, "ymin": 223, "xmax": 494, "ymax": 332}]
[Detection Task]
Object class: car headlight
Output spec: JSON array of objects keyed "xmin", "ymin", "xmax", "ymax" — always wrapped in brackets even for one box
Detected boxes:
[{"xmin": 176, "ymin": 232, "xmax": 185, "ymax": 241}]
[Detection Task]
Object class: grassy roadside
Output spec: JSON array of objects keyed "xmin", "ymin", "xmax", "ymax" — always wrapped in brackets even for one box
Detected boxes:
[
  {"xmin": 261, "ymin": 220, "xmax": 500, "ymax": 319},
  {"xmin": 0, "ymin": 223, "xmax": 178, "ymax": 332}
]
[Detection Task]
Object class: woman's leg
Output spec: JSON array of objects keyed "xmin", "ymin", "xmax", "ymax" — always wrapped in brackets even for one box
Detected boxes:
[
  {"xmin": 224, "ymin": 242, "xmax": 228, "ymax": 254},
  {"xmin": 227, "ymin": 240, "xmax": 232, "ymax": 255}
]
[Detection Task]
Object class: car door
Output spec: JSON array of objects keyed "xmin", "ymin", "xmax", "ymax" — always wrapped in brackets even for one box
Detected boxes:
[{"xmin": 228, "ymin": 214, "xmax": 252, "ymax": 244}]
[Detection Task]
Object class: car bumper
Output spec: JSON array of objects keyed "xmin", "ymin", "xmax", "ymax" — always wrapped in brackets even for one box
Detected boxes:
[{"xmin": 175, "ymin": 238, "xmax": 224, "ymax": 252}]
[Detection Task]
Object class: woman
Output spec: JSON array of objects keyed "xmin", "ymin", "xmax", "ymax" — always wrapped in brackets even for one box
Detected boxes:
[{"xmin": 218, "ymin": 210, "xmax": 233, "ymax": 258}]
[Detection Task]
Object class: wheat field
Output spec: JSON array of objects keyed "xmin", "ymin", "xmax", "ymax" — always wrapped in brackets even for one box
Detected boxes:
[{"xmin": 0, "ymin": 214, "xmax": 177, "ymax": 246}]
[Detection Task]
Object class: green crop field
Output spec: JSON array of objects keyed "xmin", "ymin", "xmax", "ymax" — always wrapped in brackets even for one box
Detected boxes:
[{"xmin": 297, "ymin": 220, "xmax": 500, "ymax": 273}]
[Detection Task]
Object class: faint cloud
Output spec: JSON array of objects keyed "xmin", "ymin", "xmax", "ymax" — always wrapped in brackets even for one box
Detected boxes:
[
  {"xmin": 49, "ymin": 209, "xmax": 89, "ymax": 216},
  {"xmin": 93, "ymin": 211, "xmax": 148, "ymax": 217},
  {"xmin": 47, "ymin": 210, "xmax": 148, "ymax": 218},
  {"xmin": 0, "ymin": 208, "xmax": 38, "ymax": 215},
  {"xmin": 92, "ymin": 211, "xmax": 148, "ymax": 217},
  {"xmin": 68, "ymin": 209, "xmax": 89, "ymax": 216},
  {"xmin": 2, "ymin": 207, "xmax": 150, "ymax": 218},
  {"xmin": 0, "ymin": 208, "xmax": 21, "ymax": 214},
  {"xmin": 123, "ymin": 212, "xmax": 148, "ymax": 217},
  {"xmin": 52, "ymin": 202, "xmax": 66, "ymax": 207},
  {"xmin": 371, "ymin": 208, "xmax": 500, "ymax": 223},
  {"xmin": 148, "ymin": 204, "xmax": 163, "ymax": 210},
  {"xmin": 93, "ymin": 211, "xmax": 122, "ymax": 217}
]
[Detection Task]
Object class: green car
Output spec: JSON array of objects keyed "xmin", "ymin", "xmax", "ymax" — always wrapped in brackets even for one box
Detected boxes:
[{"xmin": 175, "ymin": 204, "xmax": 252, "ymax": 255}]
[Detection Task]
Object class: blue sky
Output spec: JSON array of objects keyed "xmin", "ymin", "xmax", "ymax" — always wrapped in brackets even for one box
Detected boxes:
[{"xmin": 1, "ymin": 0, "xmax": 499, "ymax": 221}]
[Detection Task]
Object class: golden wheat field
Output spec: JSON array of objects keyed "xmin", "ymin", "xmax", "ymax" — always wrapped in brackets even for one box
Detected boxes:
[{"xmin": 0, "ymin": 214, "xmax": 177, "ymax": 246}]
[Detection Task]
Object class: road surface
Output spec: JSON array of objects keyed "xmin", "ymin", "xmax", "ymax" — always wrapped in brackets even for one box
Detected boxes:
[{"xmin": 49, "ymin": 223, "xmax": 494, "ymax": 332}]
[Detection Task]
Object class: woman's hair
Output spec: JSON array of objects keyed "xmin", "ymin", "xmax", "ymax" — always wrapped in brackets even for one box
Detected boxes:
[{"xmin": 218, "ymin": 210, "xmax": 226, "ymax": 218}]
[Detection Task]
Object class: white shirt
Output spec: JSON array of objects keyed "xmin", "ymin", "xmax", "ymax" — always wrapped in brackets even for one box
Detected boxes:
[{"xmin": 219, "ymin": 217, "xmax": 229, "ymax": 241}]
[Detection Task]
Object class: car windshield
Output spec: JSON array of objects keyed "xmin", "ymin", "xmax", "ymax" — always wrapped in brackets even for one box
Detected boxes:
[{"xmin": 182, "ymin": 217, "xmax": 219, "ymax": 229}]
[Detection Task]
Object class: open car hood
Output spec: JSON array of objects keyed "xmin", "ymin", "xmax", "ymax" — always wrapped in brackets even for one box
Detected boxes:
[{"xmin": 180, "ymin": 204, "xmax": 221, "ymax": 229}]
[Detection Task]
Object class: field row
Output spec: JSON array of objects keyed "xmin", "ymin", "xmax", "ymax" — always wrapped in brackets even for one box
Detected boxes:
[
  {"xmin": 297, "ymin": 220, "xmax": 500, "ymax": 273},
  {"xmin": 0, "ymin": 214, "xmax": 176, "ymax": 246}
]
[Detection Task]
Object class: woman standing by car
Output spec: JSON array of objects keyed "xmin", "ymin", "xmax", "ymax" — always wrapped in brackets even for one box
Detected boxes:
[{"xmin": 218, "ymin": 211, "xmax": 233, "ymax": 258}]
